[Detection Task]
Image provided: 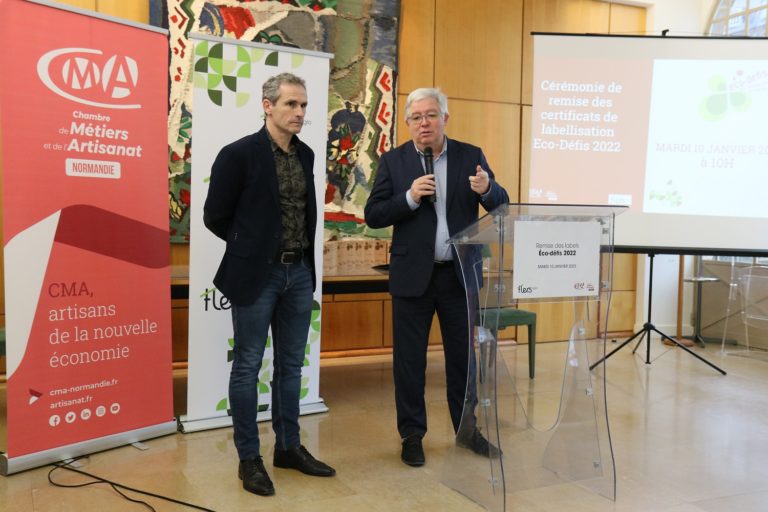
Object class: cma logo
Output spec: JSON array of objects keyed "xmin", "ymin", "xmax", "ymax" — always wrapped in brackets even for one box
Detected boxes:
[
  {"xmin": 37, "ymin": 48, "xmax": 140, "ymax": 109},
  {"xmin": 517, "ymin": 284, "xmax": 534, "ymax": 294},
  {"xmin": 48, "ymin": 281, "xmax": 92, "ymax": 297},
  {"xmin": 574, "ymin": 282, "xmax": 595, "ymax": 291}
]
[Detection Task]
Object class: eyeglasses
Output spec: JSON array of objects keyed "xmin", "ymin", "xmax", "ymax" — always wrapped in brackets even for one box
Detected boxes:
[{"xmin": 407, "ymin": 112, "xmax": 441, "ymax": 124}]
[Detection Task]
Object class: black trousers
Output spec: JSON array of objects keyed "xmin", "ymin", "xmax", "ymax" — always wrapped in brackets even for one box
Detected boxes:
[{"xmin": 391, "ymin": 264, "xmax": 476, "ymax": 438}]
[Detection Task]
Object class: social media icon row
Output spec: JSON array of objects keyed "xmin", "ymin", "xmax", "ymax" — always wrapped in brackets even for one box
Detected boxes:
[{"xmin": 49, "ymin": 403, "xmax": 120, "ymax": 427}]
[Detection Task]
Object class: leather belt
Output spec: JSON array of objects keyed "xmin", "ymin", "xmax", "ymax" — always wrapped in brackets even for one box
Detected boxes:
[
  {"xmin": 433, "ymin": 260, "xmax": 454, "ymax": 268},
  {"xmin": 279, "ymin": 250, "xmax": 304, "ymax": 264}
]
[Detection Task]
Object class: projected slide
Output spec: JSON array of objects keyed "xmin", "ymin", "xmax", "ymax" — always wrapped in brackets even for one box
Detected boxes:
[
  {"xmin": 644, "ymin": 59, "xmax": 768, "ymax": 218},
  {"xmin": 529, "ymin": 34, "xmax": 768, "ymax": 252}
]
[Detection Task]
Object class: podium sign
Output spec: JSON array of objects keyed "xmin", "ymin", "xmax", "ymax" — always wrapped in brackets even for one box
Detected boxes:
[{"xmin": 512, "ymin": 220, "xmax": 601, "ymax": 299}]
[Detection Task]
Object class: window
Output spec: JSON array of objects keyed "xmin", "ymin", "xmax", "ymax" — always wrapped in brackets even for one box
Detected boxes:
[{"xmin": 709, "ymin": 0, "xmax": 768, "ymax": 35}]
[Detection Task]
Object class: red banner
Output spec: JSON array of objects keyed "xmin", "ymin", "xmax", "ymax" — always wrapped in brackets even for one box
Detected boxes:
[{"xmin": 0, "ymin": 0, "xmax": 172, "ymax": 458}]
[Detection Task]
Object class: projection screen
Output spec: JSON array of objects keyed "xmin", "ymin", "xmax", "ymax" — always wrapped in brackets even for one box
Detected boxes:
[{"xmin": 529, "ymin": 33, "xmax": 768, "ymax": 254}]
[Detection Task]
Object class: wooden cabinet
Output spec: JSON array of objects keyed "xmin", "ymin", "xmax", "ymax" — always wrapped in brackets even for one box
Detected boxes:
[
  {"xmin": 320, "ymin": 287, "xmax": 443, "ymax": 354},
  {"xmin": 600, "ymin": 253, "xmax": 638, "ymax": 334},
  {"xmin": 321, "ymin": 292, "xmax": 387, "ymax": 351}
]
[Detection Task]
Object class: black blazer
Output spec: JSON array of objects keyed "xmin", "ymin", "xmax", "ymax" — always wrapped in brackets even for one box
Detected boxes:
[
  {"xmin": 203, "ymin": 126, "xmax": 317, "ymax": 306},
  {"xmin": 364, "ymin": 138, "xmax": 509, "ymax": 297}
]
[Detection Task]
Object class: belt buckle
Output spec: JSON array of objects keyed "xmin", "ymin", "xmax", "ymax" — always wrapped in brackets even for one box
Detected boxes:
[{"xmin": 281, "ymin": 250, "xmax": 299, "ymax": 264}]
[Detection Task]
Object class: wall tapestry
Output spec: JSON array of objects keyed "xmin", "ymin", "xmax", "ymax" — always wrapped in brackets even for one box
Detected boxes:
[{"xmin": 154, "ymin": 0, "xmax": 398, "ymax": 267}]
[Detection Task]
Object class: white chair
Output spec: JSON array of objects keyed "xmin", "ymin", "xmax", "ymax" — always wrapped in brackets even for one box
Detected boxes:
[{"xmin": 721, "ymin": 265, "xmax": 768, "ymax": 355}]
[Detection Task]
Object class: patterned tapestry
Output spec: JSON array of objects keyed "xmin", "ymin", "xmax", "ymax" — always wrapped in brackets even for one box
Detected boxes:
[{"xmin": 154, "ymin": 0, "xmax": 399, "ymax": 249}]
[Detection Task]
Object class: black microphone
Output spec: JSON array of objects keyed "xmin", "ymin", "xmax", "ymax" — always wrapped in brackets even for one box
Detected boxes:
[{"xmin": 423, "ymin": 146, "xmax": 435, "ymax": 203}]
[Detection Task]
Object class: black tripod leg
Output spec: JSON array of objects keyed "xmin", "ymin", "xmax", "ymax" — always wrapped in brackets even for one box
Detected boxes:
[
  {"xmin": 590, "ymin": 328, "xmax": 645, "ymax": 371},
  {"xmin": 631, "ymin": 330, "xmax": 646, "ymax": 354},
  {"xmin": 654, "ymin": 327, "xmax": 727, "ymax": 375},
  {"xmin": 629, "ymin": 328, "xmax": 653, "ymax": 364}
]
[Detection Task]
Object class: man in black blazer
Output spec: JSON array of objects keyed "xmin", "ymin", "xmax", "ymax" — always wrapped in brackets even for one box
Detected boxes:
[
  {"xmin": 204, "ymin": 73, "xmax": 335, "ymax": 497},
  {"xmin": 365, "ymin": 87, "xmax": 509, "ymax": 466}
]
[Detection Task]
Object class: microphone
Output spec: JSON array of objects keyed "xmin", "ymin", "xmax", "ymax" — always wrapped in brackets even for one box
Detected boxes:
[{"xmin": 423, "ymin": 146, "xmax": 435, "ymax": 203}]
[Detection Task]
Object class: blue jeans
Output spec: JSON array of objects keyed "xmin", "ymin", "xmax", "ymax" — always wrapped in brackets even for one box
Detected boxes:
[{"xmin": 229, "ymin": 260, "xmax": 313, "ymax": 460}]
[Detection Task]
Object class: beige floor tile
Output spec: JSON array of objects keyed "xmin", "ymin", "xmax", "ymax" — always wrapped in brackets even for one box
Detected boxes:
[{"xmin": 695, "ymin": 490, "xmax": 768, "ymax": 512}]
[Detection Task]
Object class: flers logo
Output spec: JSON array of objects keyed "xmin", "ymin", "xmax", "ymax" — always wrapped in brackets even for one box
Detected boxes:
[{"xmin": 37, "ymin": 48, "xmax": 140, "ymax": 109}]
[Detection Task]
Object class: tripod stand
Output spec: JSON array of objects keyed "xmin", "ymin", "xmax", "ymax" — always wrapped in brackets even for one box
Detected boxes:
[{"xmin": 591, "ymin": 253, "xmax": 726, "ymax": 375}]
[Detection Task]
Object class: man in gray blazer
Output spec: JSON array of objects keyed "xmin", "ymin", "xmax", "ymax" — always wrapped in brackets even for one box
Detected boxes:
[
  {"xmin": 365, "ymin": 87, "xmax": 508, "ymax": 467},
  {"xmin": 204, "ymin": 72, "xmax": 335, "ymax": 497}
]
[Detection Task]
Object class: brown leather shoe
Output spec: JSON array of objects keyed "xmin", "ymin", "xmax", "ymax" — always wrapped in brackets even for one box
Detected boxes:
[
  {"xmin": 273, "ymin": 445, "xmax": 336, "ymax": 477},
  {"xmin": 238, "ymin": 457, "xmax": 275, "ymax": 496}
]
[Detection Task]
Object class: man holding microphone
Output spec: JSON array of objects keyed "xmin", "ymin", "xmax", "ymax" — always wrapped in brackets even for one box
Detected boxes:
[{"xmin": 365, "ymin": 87, "xmax": 509, "ymax": 467}]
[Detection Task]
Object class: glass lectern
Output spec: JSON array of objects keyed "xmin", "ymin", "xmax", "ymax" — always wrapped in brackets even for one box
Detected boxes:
[{"xmin": 441, "ymin": 203, "xmax": 626, "ymax": 512}]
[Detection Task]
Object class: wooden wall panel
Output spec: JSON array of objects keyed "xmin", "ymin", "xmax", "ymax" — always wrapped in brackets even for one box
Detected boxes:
[
  {"xmin": 55, "ymin": 0, "xmax": 149, "ymax": 22},
  {"xmin": 611, "ymin": 253, "xmax": 637, "ymax": 290},
  {"xmin": 384, "ymin": 299, "xmax": 392, "ymax": 345},
  {"xmin": 518, "ymin": 300, "xmax": 576, "ymax": 342},
  {"xmin": 396, "ymin": 94, "xmax": 409, "ymax": 145},
  {"xmin": 521, "ymin": 0, "xmax": 611, "ymax": 105},
  {"xmin": 321, "ymin": 300, "xmax": 384, "ymax": 350},
  {"xmin": 96, "ymin": 0, "xmax": 149, "ymax": 23},
  {"xmin": 332, "ymin": 292, "xmax": 390, "ymax": 302},
  {"xmin": 518, "ymin": 302, "xmax": 559, "ymax": 342},
  {"xmin": 513, "ymin": 300, "xmax": 602, "ymax": 343},
  {"xmin": 520, "ymin": 104, "xmax": 531, "ymax": 202},
  {"xmin": 608, "ymin": 3, "xmax": 647, "ymax": 35},
  {"xmin": 171, "ymin": 243, "xmax": 190, "ymax": 267},
  {"xmin": 601, "ymin": 290, "xmax": 635, "ymax": 333},
  {"xmin": 171, "ymin": 300, "xmax": 189, "ymax": 362},
  {"xmin": 579, "ymin": 300, "xmax": 599, "ymax": 339},
  {"xmin": 58, "ymin": 0, "xmax": 96, "ymax": 9},
  {"xmin": 398, "ymin": 0, "xmax": 436, "ymax": 94},
  {"xmin": 445, "ymin": 99, "xmax": 520, "ymax": 199},
  {"xmin": 428, "ymin": 314, "xmax": 443, "ymax": 345},
  {"xmin": 434, "ymin": 0, "xmax": 523, "ymax": 104}
]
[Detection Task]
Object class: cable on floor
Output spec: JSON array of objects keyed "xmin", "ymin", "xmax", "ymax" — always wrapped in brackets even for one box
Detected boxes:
[{"xmin": 48, "ymin": 457, "xmax": 216, "ymax": 512}]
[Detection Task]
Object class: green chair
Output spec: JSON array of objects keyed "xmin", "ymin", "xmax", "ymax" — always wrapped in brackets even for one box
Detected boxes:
[{"xmin": 480, "ymin": 307, "xmax": 536, "ymax": 379}]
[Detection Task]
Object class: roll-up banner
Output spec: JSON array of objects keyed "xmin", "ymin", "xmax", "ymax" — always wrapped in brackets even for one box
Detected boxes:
[
  {"xmin": 0, "ymin": 0, "xmax": 175, "ymax": 474},
  {"xmin": 181, "ymin": 34, "xmax": 331, "ymax": 432}
]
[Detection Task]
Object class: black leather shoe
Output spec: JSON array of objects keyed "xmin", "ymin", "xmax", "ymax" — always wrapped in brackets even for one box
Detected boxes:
[
  {"xmin": 273, "ymin": 445, "xmax": 336, "ymax": 477},
  {"xmin": 401, "ymin": 434, "xmax": 425, "ymax": 467},
  {"xmin": 456, "ymin": 428, "xmax": 502, "ymax": 458},
  {"xmin": 238, "ymin": 457, "xmax": 275, "ymax": 496}
]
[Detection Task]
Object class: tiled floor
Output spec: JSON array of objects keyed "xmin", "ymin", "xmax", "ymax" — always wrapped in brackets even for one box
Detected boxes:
[{"xmin": 2, "ymin": 339, "xmax": 768, "ymax": 511}]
